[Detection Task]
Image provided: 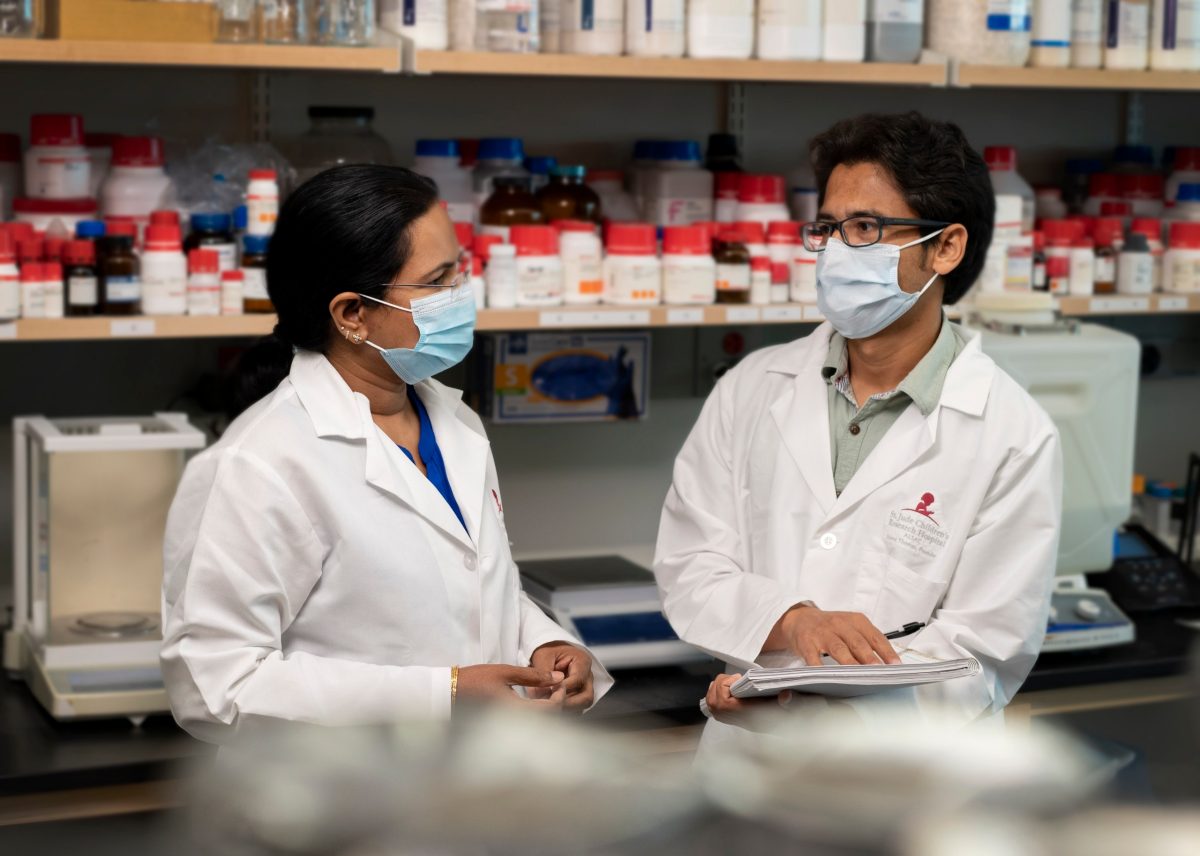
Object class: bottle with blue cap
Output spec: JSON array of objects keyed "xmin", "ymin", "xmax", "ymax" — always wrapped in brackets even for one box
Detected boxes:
[
  {"xmin": 75, "ymin": 220, "xmax": 106, "ymax": 240},
  {"xmin": 413, "ymin": 139, "xmax": 474, "ymax": 223},
  {"xmin": 184, "ymin": 212, "xmax": 238, "ymax": 273},
  {"xmin": 472, "ymin": 138, "xmax": 529, "ymax": 220},
  {"xmin": 242, "ymin": 234, "xmax": 273, "ymax": 314},
  {"xmin": 525, "ymin": 156, "xmax": 559, "ymax": 192},
  {"xmin": 642, "ymin": 140, "xmax": 715, "ymax": 228}
]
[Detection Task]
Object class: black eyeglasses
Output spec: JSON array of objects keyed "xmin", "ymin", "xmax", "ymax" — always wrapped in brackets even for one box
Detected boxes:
[{"xmin": 801, "ymin": 216, "xmax": 951, "ymax": 252}]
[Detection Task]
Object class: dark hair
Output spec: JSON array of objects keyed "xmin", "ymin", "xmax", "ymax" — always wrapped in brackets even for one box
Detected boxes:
[
  {"xmin": 230, "ymin": 165, "xmax": 440, "ymax": 414},
  {"xmin": 809, "ymin": 112, "xmax": 994, "ymax": 304}
]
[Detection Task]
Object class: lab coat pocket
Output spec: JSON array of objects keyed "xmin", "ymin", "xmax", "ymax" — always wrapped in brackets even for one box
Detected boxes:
[{"xmin": 870, "ymin": 553, "xmax": 948, "ymax": 634}]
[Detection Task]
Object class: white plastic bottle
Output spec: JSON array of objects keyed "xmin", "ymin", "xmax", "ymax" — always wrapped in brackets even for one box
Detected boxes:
[
  {"xmin": 1151, "ymin": 0, "xmax": 1200, "ymax": 69},
  {"xmin": 221, "ymin": 270, "xmax": 245, "ymax": 316},
  {"xmin": 486, "ymin": 243, "xmax": 518, "ymax": 308},
  {"xmin": 562, "ymin": 0, "xmax": 624, "ymax": 54},
  {"xmin": 85, "ymin": 133, "xmax": 116, "ymax": 200},
  {"xmin": 0, "ymin": 233, "xmax": 20, "ymax": 321},
  {"xmin": 42, "ymin": 262, "xmax": 64, "ymax": 319},
  {"xmin": 559, "ymin": 220, "xmax": 604, "ymax": 305},
  {"xmin": 414, "ymin": 139, "xmax": 475, "ymax": 223},
  {"xmin": 1032, "ymin": 0, "xmax": 1072, "ymax": 66},
  {"xmin": 604, "ymin": 223, "xmax": 661, "ymax": 306},
  {"xmin": 1071, "ymin": 0, "xmax": 1104, "ymax": 67},
  {"xmin": 141, "ymin": 225, "xmax": 188, "ymax": 315},
  {"xmin": 246, "ymin": 169, "xmax": 279, "ymax": 237},
  {"xmin": 791, "ymin": 234, "xmax": 820, "ymax": 302},
  {"xmin": 1106, "ymin": 0, "xmax": 1151, "ymax": 69},
  {"xmin": 589, "ymin": 170, "xmax": 640, "ymax": 221},
  {"xmin": 100, "ymin": 136, "xmax": 175, "ymax": 235},
  {"xmin": 187, "ymin": 249, "xmax": 221, "ymax": 316},
  {"xmin": 866, "ymin": 0, "xmax": 924, "ymax": 63},
  {"xmin": 380, "ymin": 0, "xmax": 450, "ymax": 50},
  {"xmin": 643, "ymin": 141, "xmax": 714, "ymax": 227},
  {"xmin": 20, "ymin": 263, "xmax": 45, "ymax": 319},
  {"xmin": 1069, "ymin": 238, "xmax": 1096, "ymax": 295},
  {"xmin": 985, "ymin": 146, "xmax": 1036, "ymax": 233},
  {"xmin": 625, "ymin": 0, "xmax": 685, "ymax": 57},
  {"xmin": 823, "ymin": 0, "xmax": 866, "ymax": 61},
  {"xmin": 749, "ymin": 257, "xmax": 772, "ymax": 305},
  {"xmin": 757, "ymin": 0, "xmax": 822, "ymax": 61},
  {"xmin": 688, "ymin": 0, "xmax": 755, "ymax": 59},
  {"xmin": 661, "ymin": 225, "xmax": 716, "ymax": 305},
  {"xmin": 767, "ymin": 221, "xmax": 798, "ymax": 303},
  {"xmin": 1165, "ymin": 221, "xmax": 1200, "ymax": 291},
  {"xmin": 926, "ymin": 0, "xmax": 1032, "ymax": 66},
  {"xmin": 715, "ymin": 173, "xmax": 741, "ymax": 223},
  {"xmin": 1172, "ymin": 183, "xmax": 1200, "ymax": 221},
  {"xmin": 511, "ymin": 225, "xmax": 564, "ymax": 306},
  {"xmin": 736, "ymin": 175, "xmax": 791, "ymax": 227},
  {"xmin": 25, "ymin": 114, "xmax": 90, "ymax": 200},
  {"xmin": 1117, "ymin": 232, "xmax": 1156, "ymax": 293}
]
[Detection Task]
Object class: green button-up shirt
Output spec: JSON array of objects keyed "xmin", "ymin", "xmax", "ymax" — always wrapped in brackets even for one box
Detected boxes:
[{"xmin": 823, "ymin": 317, "xmax": 969, "ymax": 496}]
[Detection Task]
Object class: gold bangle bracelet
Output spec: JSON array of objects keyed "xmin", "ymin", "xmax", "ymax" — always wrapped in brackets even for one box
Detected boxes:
[{"xmin": 450, "ymin": 665, "xmax": 459, "ymax": 706}]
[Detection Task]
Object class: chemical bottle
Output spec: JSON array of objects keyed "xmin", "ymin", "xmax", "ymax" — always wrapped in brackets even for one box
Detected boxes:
[
  {"xmin": 823, "ymin": 0, "xmax": 866, "ymax": 61},
  {"xmin": 245, "ymin": 169, "xmax": 279, "ymax": 237},
  {"xmin": 1117, "ymin": 232, "xmax": 1156, "ymax": 294},
  {"xmin": 63, "ymin": 239, "xmax": 100, "ymax": 317},
  {"xmin": 380, "ymin": 0, "xmax": 449, "ymax": 50},
  {"xmin": 749, "ymin": 257, "xmax": 772, "ymax": 305},
  {"xmin": 0, "ymin": 134, "xmax": 22, "ymax": 220},
  {"xmin": 538, "ymin": 166, "xmax": 602, "ymax": 224},
  {"xmin": 604, "ymin": 223, "xmax": 662, "ymax": 306},
  {"xmin": 985, "ymin": 147, "xmax": 1036, "ymax": 233},
  {"xmin": 1165, "ymin": 221, "xmax": 1200, "ymax": 291},
  {"xmin": 1036, "ymin": 187, "xmax": 1070, "ymax": 221},
  {"xmin": 714, "ymin": 230, "xmax": 752, "ymax": 304},
  {"xmin": 99, "ymin": 231, "xmax": 140, "ymax": 315},
  {"xmin": 715, "ymin": 173, "xmax": 741, "ymax": 223},
  {"xmin": 1131, "ymin": 217, "xmax": 1165, "ymax": 288},
  {"xmin": 589, "ymin": 170, "xmax": 640, "ymax": 221},
  {"xmin": 688, "ymin": 0, "xmax": 755, "ymax": 59},
  {"xmin": 241, "ymin": 235, "xmax": 273, "ymax": 313},
  {"xmin": 20, "ymin": 262, "xmax": 45, "ymax": 319},
  {"xmin": 1032, "ymin": 231, "xmax": 1049, "ymax": 291},
  {"xmin": 473, "ymin": 1, "xmax": 540, "ymax": 52},
  {"xmin": 926, "ymin": 0, "xmax": 1032, "ymax": 66},
  {"xmin": 1105, "ymin": 0, "xmax": 1151, "ymax": 69},
  {"xmin": 737, "ymin": 175, "xmax": 791, "ymax": 228},
  {"xmin": 562, "ymin": 0, "xmax": 624, "ymax": 55},
  {"xmin": 41, "ymin": 262, "xmax": 64, "ymax": 319},
  {"xmin": 1083, "ymin": 173, "xmax": 1122, "ymax": 217},
  {"xmin": 1151, "ymin": 0, "xmax": 1200, "ymax": 69},
  {"xmin": 469, "ymin": 255, "xmax": 485, "ymax": 310},
  {"xmin": 486, "ymin": 243, "xmax": 519, "ymax": 309},
  {"xmin": 221, "ymin": 270, "xmax": 245, "ymax": 316},
  {"xmin": 1071, "ymin": 0, "xmax": 1104, "ymax": 67},
  {"xmin": 757, "ymin": 0, "xmax": 822, "ymax": 61},
  {"xmin": 187, "ymin": 249, "xmax": 221, "ymax": 316},
  {"xmin": 791, "ymin": 231, "xmax": 820, "ymax": 301},
  {"xmin": 473, "ymin": 138, "xmax": 529, "ymax": 215},
  {"xmin": 626, "ymin": 0, "xmax": 685, "ymax": 57},
  {"xmin": 480, "ymin": 177, "xmax": 544, "ymax": 241},
  {"xmin": 525, "ymin": 156, "xmax": 559, "ymax": 192},
  {"xmin": 0, "ymin": 232, "xmax": 17, "ymax": 321},
  {"xmin": 1171, "ymin": 183, "xmax": 1200, "ymax": 221},
  {"xmin": 662, "ymin": 225, "xmax": 717, "ymax": 305},
  {"xmin": 558, "ymin": 220, "xmax": 604, "ymax": 305},
  {"xmin": 1119, "ymin": 174, "xmax": 1165, "ymax": 218},
  {"xmin": 25, "ymin": 114, "xmax": 90, "ymax": 200},
  {"xmin": 141, "ymin": 225, "xmax": 188, "ymax": 315},
  {"xmin": 643, "ymin": 142, "xmax": 714, "ymax": 227},
  {"xmin": 1166, "ymin": 147, "xmax": 1200, "ymax": 206},
  {"xmin": 1093, "ymin": 217, "xmax": 1125, "ymax": 294},
  {"xmin": 541, "ymin": 0, "xmax": 562, "ymax": 52},
  {"xmin": 511, "ymin": 225, "xmax": 564, "ymax": 306},
  {"xmin": 185, "ymin": 212, "xmax": 238, "ymax": 273},
  {"xmin": 101, "ymin": 136, "xmax": 174, "ymax": 235},
  {"xmin": 1069, "ymin": 236, "xmax": 1096, "ymax": 295},
  {"xmin": 866, "ymin": 0, "xmax": 924, "ymax": 63},
  {"xmin": 1031, "ymin": 0, "xmax": 1072, "ymax": 67},
  {"xmin": 766, "ymin": 221, "xmax": 799, "ymax": 303},
  {"xmin": 1042, "ymin": 220, "xmax": 1075, "ymax": 295}
]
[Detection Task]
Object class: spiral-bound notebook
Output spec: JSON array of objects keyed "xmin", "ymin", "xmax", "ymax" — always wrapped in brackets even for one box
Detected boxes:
[{"xmin": 726, "ymin": 657, "xmax": 981, "ymax": 700}]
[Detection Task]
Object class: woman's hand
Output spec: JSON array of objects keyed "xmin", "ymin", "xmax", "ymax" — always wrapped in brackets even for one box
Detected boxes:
[
  {"xmin": 705, "ymin": 674, "xmax": 793, "ymax": 731},
  {"xmin": 455, "ymin": 664, "xmax": 566, "ymax": 710},
  {"xmin": 529, "ymin": 642, "xmax": 596, "ymax": 714}
]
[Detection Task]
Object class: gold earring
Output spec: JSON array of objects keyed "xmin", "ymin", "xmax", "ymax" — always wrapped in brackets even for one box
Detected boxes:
[{"xmin": 352, "ymin": 333, "xmax": 363, "ymax": 345}]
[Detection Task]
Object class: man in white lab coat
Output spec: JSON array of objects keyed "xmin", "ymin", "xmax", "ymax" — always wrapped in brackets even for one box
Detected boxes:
[{"xmin": 654, "ymin": 112, "xmax": 1062, "ymax": 742}]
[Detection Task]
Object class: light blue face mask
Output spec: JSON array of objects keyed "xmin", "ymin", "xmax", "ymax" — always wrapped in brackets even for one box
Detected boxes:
[
  {"xmin": 815, "ymin": 229, "xmax": 944, "ymax": 340},
  {"xmin": 359, "ymin": 284, "xmax": 477, "ymax": 384}
]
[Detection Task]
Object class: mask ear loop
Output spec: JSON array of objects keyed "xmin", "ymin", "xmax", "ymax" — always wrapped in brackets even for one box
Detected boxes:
[
  {"xmin": 356, "ymin": 293, "xmax": 416, "ymax": 354},
  {"xmin": 901, "ymin": 228, "xmax": 946, "ymax": 296}
]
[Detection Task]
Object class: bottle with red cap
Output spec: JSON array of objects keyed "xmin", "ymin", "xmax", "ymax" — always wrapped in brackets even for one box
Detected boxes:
[
  {"xmin": 736, "ymin": 174, "xmax": 789, "ymax": 228},
  {"xmin": 791, "ymin": 223, "xmax": 820, "ymax": 302},
  {"xmin": 42, "ymin": 262, "xmax": 64, "ymax": 319},
  {"xmin": 0, "ymin": 230, "xmax": 17, "ymax": 321},
  {"xmin": 63, "ymin": 239, "xmax": 100, "ymax": 317},
  {"xmin": 85, "ymin": 133, "xmax": 119, "ymax": 198},
  {"xmin": 187, "ymin": 249, "xmax": 222, "ymax": 316},
  {"xmin": 662, "ymin": 225, "xmax": 716, "ymax": 305},
  {"xmin": 1041, "ymin": 220, "xmax": 1076, "ymax": 295},
  {"xmin": 604, "ymin": 223, "xmax": 661, "ymax": 306},
  {"xmin": 734, "ymin": 220, "xmax": 768, "ymax": 264},
  {"xmin": 221, "ymin": 270, "xmax": 245, "ymax": 316},
  {"xmin": 766, "ymin": 222, "xmax": 798, "ymax": 303},
  {"xmin": 1118, "ymin": 173, "xmax": 1165, "ymax": 219},
  {"xmin": 1165, "ymin": 221, "xmax": 1200, "ymax": 293},
  {"xmin": 100, "ymin": 136, "xmax": 173, "ymax": 236},
  {"xmin": 1083, "ymin": 173, "xmax": 1121, "ymax": 217},
  {"xmin": 25, "ymin": 114, "xmax": 90, "ymax": 200},
  {"xmin": 19, "ymin": 262, "xmax": 45, "ymax": 319},
  {"xmin": 141, "ymin": 225, "xmax": 188, "ymax": 315},
  {"xmin": 1130, "ymin": 217, "xmax": 1164, "ymax": 290},
  {"xmin": 0, "ymin": 133, "xmax": 21, "ymax": 220},
  {"xmin": 1069, "ymin": 235, "xmax": 1096, "ymax": 296},
  {"xmin": 246, "ymin": 169, "xmax": 280, "ymax": 237},
  {"xmin": 714, "ymin": 172, "xmax": 741, "ymax": 224},
  {"xmin": 984, "ymin": 146, "xmax": 1035, "ymax": 233},
  {"xmin": 510, "ymin": 225, "xmax": 564, "ymax": 307},
  {"xmin": 558, "ymin": 220, "xmax": 604, "ymax": 306}
]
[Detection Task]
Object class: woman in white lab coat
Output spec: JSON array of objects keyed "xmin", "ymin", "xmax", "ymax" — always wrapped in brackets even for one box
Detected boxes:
[{"xmin": 161, "ymin": 165, "xmax": 610, "ymax": 743}]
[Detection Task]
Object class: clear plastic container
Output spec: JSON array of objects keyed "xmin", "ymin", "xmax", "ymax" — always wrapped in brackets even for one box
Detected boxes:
[
  {"xmin": 866, "ymin": 0, "xmax": 924, "ymax": 63},
  {"xmin": 0, "ymin": 0, "xmax": 43, "ymax": 38},
  {"xmin": 625, "ymin": 0, "xmax": 685, "ymax": 57},
  {"xmin": 309, "ymin": 0, "xmax": 376, "ymax": 46},
  {"xmin": 562, "ymin": 0, "xmax": 624, "ymax": 54},
  {"xmin": 927, "ymin": 0, "xmax": 1032, "ymax": 66},
  {"xmin": 1031, "ymin": 0, "xmax": 1071, "ymax": 67},
  {"xmin": 217, "ymin": 0, "xmax": 259, "ymax": 43},
  {"xmin": 380, "ymin": 0, "xmax": 449, "ymax": 50},
  {"xmin": 262, "ymin": 0, "xmax": 308, "ymax": 44},
  {"xmin": 474, "ymin": 0, "xmax": 540, "ymax": 52},
  {"xmin": 1071, "ymin": 0, "xmax": 1103, "ymax": 68},
  {"xmin": 413, "ymin": 139, "xmax": 474, "ymax": 223},
  {"xmin": 985, "ymin": 146, "xmax": 1035, "ymax": 233},
  {"xmin": 823, "ymin": 0, "xmax": 866, "ymax": 62},
  {"xmin": 688, "ymin": 0, "xmax": 755, "ymax": 59},
  {"xmin": 292, "ymin": 107, "xmax": 395, "ymax": 185},
  {"xmin": 757, "ymin": 0, "xmax": 821, "ymax": 61}
]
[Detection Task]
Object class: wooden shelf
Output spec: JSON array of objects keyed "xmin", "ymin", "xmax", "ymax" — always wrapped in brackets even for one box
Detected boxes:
[
  {"xmin": 0, "ymin": 314, "xmax": 277, "ymax": 342},
  {"xmin": 410, "ymin": 50, "xmax": 947, "ymax": 86},
  {"xmin": 955, "ymin": 64, "xmax": 1200, "ymax": 91},
  {"xmin": 0, "ymin": 37, "xmax": 403, "ymax": 72},
  {"xmin": 1057, "ymin": 293, "xmax": 1200, "ymax": 315},
  {"xmin": 476, "ymin": 303, "xmax": 828, "ymax": 330}
]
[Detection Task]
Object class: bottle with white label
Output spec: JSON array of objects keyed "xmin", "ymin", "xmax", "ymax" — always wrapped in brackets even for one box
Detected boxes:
[
  {"xmin": 749, "ymin": 257, "xmax": 772, "ymax": 305},
  {"xmin": 241, "ymin": 235, "xmax": 272, "ymax": 313},
  {"xmin": 688, "ymin": 0, "xmax": 755, "ymax": 59},
  {"xmin": 604, "ymin": 223, "xmax": 662, "ymax": 306},
  {"xmin": 1117, "ymin": 232, "xmax": 1156, "ymax": 294},
  {"xmin": 486, "ymin": 243, "xmax": 518, "ymax": 309},
  {"xmin": 1165, "ymin": 221, "xmax": 1200, "ymax": 291},
  {"xmin": 662, "ymin": 225, "xmax": 717, "ymax": 305},
  {"xmin": 823, "ymin": 0, "xmax": 866, "ymax": 61},
  {"xmin": 141, "ymin": 225, "xmax": 188, "ymax": 315},
  {"xmin": 1031, "ymin": 0, "xmax": 1072, "ymax": 66},
  {"xmin": 185, "ymin": 212, "xmax": 238, "ymax": 273},
  {"xmin": 791, "ymin": 235, "xmax": 820, "ymax": 302},
  {"xmin": 64, "ymin": 239, "xmax": 100, "ymax": 317},
  {"xmin": 766, "ymin": 221, "xmax": 798, "ymax": 303},
  {"xmin": 24, "ymin": 114, "xmax": 91, "ymax": 200},
  {"xmin": 221, "ymin": 270, "xmax": 245, "ymax": 315},
  {"xmin": 414, "ymin": 139, "xmax": 475, "ymax": 224},
  {"xmin": 246, "ymin": 169, "xmax": 279, "ymax": 237},
  {"xmin": 643, "ymin": 141, "xmax": 714, "ymax": 227},
  {"xmin": 511, "ymin": 225, "xmax": 564, "ymax": 307},
  {"xmin": 927, "ymin": 0, "xmax": 1032, "ymax": 66},
  {"xmin": 1151, "ymin": 0, "xmax": 1200, "ymax": 69},
  {"xmin": 1106, "ymin": 0, "xmax": 1151, "ymax": 69},
  {"xmin": 714, "ymin": 230, "xmax": 752, "ymax": 304},
  {"xmin": 757, "ymin": 0, "xmax": 822, "ymax": 61},
  {"xmin": 866, "ymin": 0, "xmax": 924, "ymax": 63},
  {"xmin": 559, "ymin": 221, "xmax": 604, "ymax": 305},
  {"xmin": 379, "ymin": 0, "xmax": 450, "ymax": 50},
  {"xmin": 20, "ymin": 263, "xmax": 45, "ymax": 319},
  {"xmin": 1069, "ymin": 238, "xmax": 1096, "ymax": 295},
  {"xmin": 562, "ymin": 0, "xmax": 624, "ymax": 55},
  {"xmin": 187, "ymin": 249, "xmax": 222, "ymax": 316},
  {"xmin": 41, "ymin": 262, "xmax": 65, "ymax": 319},
  {"xmin": 626, "ymin": 0, "xmax": 685, "ymax": 57},
  {"xmin": 0, "ymin": 233, "xmax": 18, "ymax": 321},
  {"xmin": 1071, "ymin": 0, "xmax": 1104, "ymax": 67}
]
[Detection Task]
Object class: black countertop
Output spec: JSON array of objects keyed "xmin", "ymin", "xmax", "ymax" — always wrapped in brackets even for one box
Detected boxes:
[{"xmin": 3, "ymin": 609, "xmax": 1197, "ymax": 798}]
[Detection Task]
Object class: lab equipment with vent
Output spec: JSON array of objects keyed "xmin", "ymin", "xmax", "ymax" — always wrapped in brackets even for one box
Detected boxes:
[{"xmin": 4, "ymin": 413, "xmax": 206, "ymax": 722}]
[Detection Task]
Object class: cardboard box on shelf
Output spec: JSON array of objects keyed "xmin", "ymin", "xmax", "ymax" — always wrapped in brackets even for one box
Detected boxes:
[{"xmin": 48, "ymin": 0, "xmax": 218, "ymax": 43}]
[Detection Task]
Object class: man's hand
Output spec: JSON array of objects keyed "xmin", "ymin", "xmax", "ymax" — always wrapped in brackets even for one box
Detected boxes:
[
  {"xmin": 455, "ymin": 664, "xmax": 566, "ymax": 710},
  {"xmin": 705, "ymin": 674, "xmax": 793, "ymax": 730},
  {"xmin": 529, "ymin": 642, "xmax": 596, "ymax": 713},
  {"xmin": 766, "ymin": 605, "xmax": 901, "ymax": 666}
]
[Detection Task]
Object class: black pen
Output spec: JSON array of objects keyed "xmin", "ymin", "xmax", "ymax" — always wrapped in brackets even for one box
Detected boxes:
[{"xmin": 885, "ymin": 622, "xmax": 926, "ymax": 640}]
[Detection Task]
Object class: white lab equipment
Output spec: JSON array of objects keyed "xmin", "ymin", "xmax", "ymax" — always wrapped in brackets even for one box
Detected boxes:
[
  {"xmin": 822, "ymin": 0, "xmax": 866, "ymax": 61},
  {"xmin": 688, "ymin": 0, "xmax": 755, "ymax": 59},
  {"xmin": 3, "ymin": 414, "xmax": 206, "ymax": 722}
]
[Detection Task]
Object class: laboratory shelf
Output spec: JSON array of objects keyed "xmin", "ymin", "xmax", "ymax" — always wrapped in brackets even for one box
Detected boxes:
[
  {"xmin": 409, "ymin": 51, "xmax": 948, "ymax": 87},
  {"xmin": 0, "ymin": 314, "xmax": 277, "ymax": 342},
  {"xmin": 1056, "ymin": 294, "xmax": 1200, "ymax": 315},
  {"xmin": 954, "ymin": 64, "xmax": 1200, "ymax": 92},
  {"xmin": 0, "ymin": 37, "xmax": 403, "ymax": 73}
]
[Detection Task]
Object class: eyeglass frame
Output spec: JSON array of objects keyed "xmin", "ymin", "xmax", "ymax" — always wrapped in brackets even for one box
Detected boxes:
[
  {"xmin": 801, "ymin": 216, "xmax": 952, "ymax": 253},
  {"xmin": 375, "ymin": 272, "xmax": 469, "ymax": 290}
]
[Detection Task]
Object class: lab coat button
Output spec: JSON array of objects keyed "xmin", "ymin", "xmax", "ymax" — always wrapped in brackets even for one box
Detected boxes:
[
  {"xmin": 819, "ymin": 533, "xmax": 838, "ymax": 550},
  {"xmin": 464, "ymin": 554, "xmax": 478, "ymax": 571}
]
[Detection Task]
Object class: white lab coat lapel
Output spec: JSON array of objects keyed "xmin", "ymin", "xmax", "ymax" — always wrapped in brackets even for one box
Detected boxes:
[{"xmin": 414, "ymin": 381, "xmax": 490, "ymax": 546}]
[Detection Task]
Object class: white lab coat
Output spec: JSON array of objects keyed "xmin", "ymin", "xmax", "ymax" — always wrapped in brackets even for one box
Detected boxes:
[
  {"xmin": 654, "ymin": 323, "xmax": 1062, "ymax": 745},
  {"xmin": 162, "ymin": 351, "xmax": 612, "ymax": 743}
]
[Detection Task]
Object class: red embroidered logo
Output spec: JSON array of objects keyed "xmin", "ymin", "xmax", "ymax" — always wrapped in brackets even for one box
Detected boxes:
[
  {"xmin": 903, "ymin": 492, "xmax": 939, "ymax": 526},
  {"xmin": 492, "ymin": 489, "xmax": 504, "ymax": 515}
]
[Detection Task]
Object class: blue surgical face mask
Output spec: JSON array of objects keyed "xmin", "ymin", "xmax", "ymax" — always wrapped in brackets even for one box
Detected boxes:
[
  {"xmin": 359, "ymin": 284, "xmax": 476, "ymax": 384},
  {"xmin": 815, "ymin": 229, "xmax": 945, "ymax": 340}
]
